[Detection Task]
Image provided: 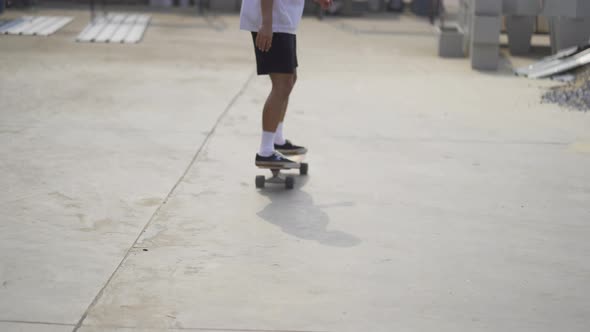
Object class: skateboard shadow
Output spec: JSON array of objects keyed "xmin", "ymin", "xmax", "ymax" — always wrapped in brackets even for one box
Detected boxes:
[{"xmin": 257, "ymin": 176, "xmax": 361, "ymax": 248}]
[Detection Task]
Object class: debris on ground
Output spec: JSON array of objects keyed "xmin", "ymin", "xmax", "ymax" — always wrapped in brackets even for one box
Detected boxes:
[
  {"xmin": 542, "ymin": 65, "xmax": 590, "ymax": 111},
  {"xmin": 515, "ymin": 45, "xmax": 590, "ymax": 79},
  {"xmin": 551, "ymin": 74, "xmax": 576, "ymax": 83}
]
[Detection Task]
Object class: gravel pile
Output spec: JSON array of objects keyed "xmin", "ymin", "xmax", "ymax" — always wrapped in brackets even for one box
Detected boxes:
[{"xmin": 542, "ymin": 65, "xmax": 590, "ymax": 111}]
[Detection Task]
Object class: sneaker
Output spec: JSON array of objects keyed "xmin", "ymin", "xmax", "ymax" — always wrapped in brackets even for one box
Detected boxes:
[
  {"xmin": 274, "ymin": 140, "xmax": 307, "ymax": 155},
  {"xmin": 255, "ymin": 151, "xmax": 299, "ymax": 168}
]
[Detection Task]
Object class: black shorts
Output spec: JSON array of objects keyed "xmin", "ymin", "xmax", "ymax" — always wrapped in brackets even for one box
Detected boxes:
[{"xmin": 251, "ymin": 32, "xmax": 298, "ymax": 75}]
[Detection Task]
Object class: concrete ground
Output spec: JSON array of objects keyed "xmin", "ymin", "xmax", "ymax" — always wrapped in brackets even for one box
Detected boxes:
[{"xmin": 1, "ymin": 7, "xmax": 589, "ymax": 332}]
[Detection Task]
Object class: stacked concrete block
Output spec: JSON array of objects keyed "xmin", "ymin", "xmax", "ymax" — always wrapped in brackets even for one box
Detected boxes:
[
  {"xmin": 209, "ymin": 0, "xmax": 241, "ymax": 12},
  {"xmin": 341, "ymin": 0, "xmax": 369, "ymax": 16},
  {"xmin": 503, "ymin": 0, "xmax": 542, "ymax": 15},
  {"xmin": 544, "ymin": 0, "xmax": 590, "ymax": 53},
  {"xmin": 505, "ymin": 16, "xmax": 536, "ymax": 53},
  {"xmin": 536, "ymin": 16, "xmax": 550, "ymax": 34},
  {"xmin": 450, "ymin": 0, "xmax": 589, "ymax": 70},
  {"xmin": 437, "ymin": 23, "xmax": 466, "ymax": 58},
  {"xmin": 503, "ymin": 0, "xmax": 542, "ymax": 54},
  {"xmin": 473, "ymin": 0, "xmax": 502, "ymax": 15},
  {"xmin": 149, "ymin": 0, "xmax": 173, "ymax": 7},
  {"xmin": 544, "ymin": 0, "xmax": 590, "ymax": 18},
  {"xmin": 470, "ymin": 0, "xmax": 502, "ymax": 70},
  {"xmin": 548, "ymin": 17, "xmax": 590, "ymax": 52},
  {"xmin": 367, "ymin": 0, "xmax": 386, "ymax": 12}
]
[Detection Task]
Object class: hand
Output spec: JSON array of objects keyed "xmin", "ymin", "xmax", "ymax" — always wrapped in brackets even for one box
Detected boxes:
[
  {"xmin": 256, "ymin": 24, "xmax": 273, "ymax": 52},
  {"xmin": 315, "ymin": 0, "xmax": 333, "ymax": 10}
]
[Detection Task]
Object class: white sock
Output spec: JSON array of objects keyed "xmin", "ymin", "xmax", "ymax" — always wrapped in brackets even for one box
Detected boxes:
[
  {"xmin": 259, "ymin": 131, "xmax": 276, "ymax": 157},
  {"xmin": 274, "ymin": 122, "xmax": 286, "ymax": 145}
]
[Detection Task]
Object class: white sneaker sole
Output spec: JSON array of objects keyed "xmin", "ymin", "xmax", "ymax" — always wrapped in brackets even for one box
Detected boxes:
[{"xmin": 276, "ymin": 147, "xmax": 308, "ymax": 155}]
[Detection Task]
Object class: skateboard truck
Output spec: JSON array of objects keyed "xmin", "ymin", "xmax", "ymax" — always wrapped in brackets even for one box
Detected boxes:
[{"xmin": 256, "ymin": 162, "xmax": 308, "ymax": 190}]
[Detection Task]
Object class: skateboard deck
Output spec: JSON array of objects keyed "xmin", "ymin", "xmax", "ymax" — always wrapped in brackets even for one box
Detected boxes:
[
  {"xmin": 255, "ymin": 153, "xmax": 308, "ymax": 189},
  {"xmin": 256, "ymin": 153, "xmax": 306, "ymax": 170}
]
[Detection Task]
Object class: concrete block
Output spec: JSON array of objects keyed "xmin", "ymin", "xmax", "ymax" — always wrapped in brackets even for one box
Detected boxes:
[
  {"xmin": 149, "ymin": 0, "xmax": 173, "ymax": 6},
  {"xmin": 367, "ymin": 0, "xmax": 386, "ymax": 12},
  {"xmin": 209, "ymin": 0, "xmax": 240, "ymax": 12},
  {"xmin": 412, "ymin": 0, "xmax": 440, "ymax": 16},
  {"xmin": 473, "ymin": 0, "xmax": 502, "ymax": 15},
  {"xmin": 471, "ymin": 43, "xmax": 500, "ymax": 70},
  {"xmin": 543, "ymin": 0, "xmax": 590, "ymax": 18},
  {"xmin": 471, "ymin": 15, "xmax": 501, "ymax": 44},
  {"xmin": 437, "ymin": 23, "xmax": 466, "ymax": 58},
  {"xmin": 536, "ymin": 16, "xmax": 550, "ymax": 34},
  {"xmin": 505, "ymin": 15, "xmax": 535, "ymax": 54},
  {"xmin": 549, "ymin": 16, "xmax": 590, "ymax": 53},
  {"xmin": 502, "ymin": 0, "xmax": 542, "ymax": 16},
  {"xmin": 341, "ymin": 0, "xmax": 369, "ymax": 16}
]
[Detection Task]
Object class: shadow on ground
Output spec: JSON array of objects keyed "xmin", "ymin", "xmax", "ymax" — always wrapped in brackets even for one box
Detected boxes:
[{"xmin": 256, "ymin": 176, "xmax": 361, "ymax": 248}]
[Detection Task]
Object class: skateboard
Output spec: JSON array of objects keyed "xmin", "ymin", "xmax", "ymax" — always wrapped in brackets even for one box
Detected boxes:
[{"xmin": 255, "ymin": 153, "xmax": 308, "ymax": 190}]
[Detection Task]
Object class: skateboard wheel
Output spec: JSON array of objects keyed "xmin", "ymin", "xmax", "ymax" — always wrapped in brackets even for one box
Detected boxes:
[
  {"xmin": 300, "ymin": 162, "xmax": 308, "ymax": 175},
  {"xmin": 255, "ymin": 175, "xmax": 265, "ymax": 189},
  {"xmin": 285, "ymin": 176, "xmax": 295, "ymax": 189}
]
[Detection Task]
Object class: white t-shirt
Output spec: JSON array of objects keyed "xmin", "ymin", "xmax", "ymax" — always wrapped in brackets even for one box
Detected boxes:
[{"xmin": 240, "ymin": 0, "xmax": 305, "ymax": 34}]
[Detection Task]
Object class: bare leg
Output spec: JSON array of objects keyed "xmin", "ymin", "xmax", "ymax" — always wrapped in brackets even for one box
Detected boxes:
[
  {"xmin": 262, "ymin": 73, "xmax": 295, "ymax": 132},
  {"xmin": 278, "ymin": 70, "xmax": 297, "ymax": 123}
]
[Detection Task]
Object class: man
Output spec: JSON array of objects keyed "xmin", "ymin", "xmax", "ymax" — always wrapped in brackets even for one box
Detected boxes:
[{"xmin": 240, "ymin": 0, "xmax": 332, "ymax": 168}]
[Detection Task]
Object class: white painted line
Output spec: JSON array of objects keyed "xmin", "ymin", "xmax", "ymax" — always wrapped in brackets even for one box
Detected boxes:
[
  {"xmin": 0, "ymin": 16, "xmax": 73, "ymax": 36},
  {"xmin": 37, "ymin": 17, "xmax": 73, "ymax": 36},
  {"xmin": 109, "ymin": 14, "xmax": 138, "ymax": 43},
  {"xmin": 76, "ymin": 15, "xmax": 109, "ymax": 42},
  {"xmin": 27, "ymin": 16, "xmax": 58, "ymax": 35},
  {"xmin": 0, "ymin": 18, "xmax": 25, "ymax": 34},
  {"xmin": 76, "ymin": 17, "xmax": 102, "ymax": 41},
  {"xmin": 20, "ymin": 16, "xmax": 53, "ymax": 35},
  {"xmin": 6, "ymin": 16, "xmax": 37, "ymax": 34},
  {"xmin": 124, "ymin": 15, "xmax": 150, "ymax": 44},
  {"xmin": 95, "ymin": 14, "xmax": 126, "ymax": 43}
]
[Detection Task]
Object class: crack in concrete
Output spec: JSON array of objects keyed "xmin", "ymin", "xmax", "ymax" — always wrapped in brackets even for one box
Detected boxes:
[
  {"xmin": 82, "ymin": 324, "xmax": 327, "ymax": 332},
  {"xmin": 71, "ymin": 70, "xmax": 256, "ymax": 332},
  {"xmin": 0, "ymin": 319, "xmax": 74, "ymax": 327}
]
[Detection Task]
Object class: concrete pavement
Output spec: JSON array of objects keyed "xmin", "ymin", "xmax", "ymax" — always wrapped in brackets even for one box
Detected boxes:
[{"xmin": 1, "ymin": 8, "xmax": 589, "ymax": 332}]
